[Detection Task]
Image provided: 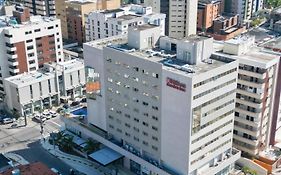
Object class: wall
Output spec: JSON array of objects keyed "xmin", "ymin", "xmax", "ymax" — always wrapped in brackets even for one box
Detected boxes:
[
  {"xmin": 161, "ymin": 69, "xmax": 192, "ymax": 175},
  {"xmin": 237, "ymin": 157, "xmax": 267, "ymax": 175}
]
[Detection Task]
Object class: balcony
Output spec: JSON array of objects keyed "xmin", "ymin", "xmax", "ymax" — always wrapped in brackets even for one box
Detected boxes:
[
  {"xmin": 236, "ymin": 89, "xmax": 263, "ymax": 100},
  {"xmin": 8, "ymin": 59, "xmax": 18, "ymax": 66},
  {"xmin": 236, "ymin": 98, "xmax": 262, "ymax": 110},
  {"xmin": 234, "ymin": 124, "xmax": 259, "ymax": 137},
  {"xmin": 7, "ymin": 53, "xmax": 17, "ymax": 59},
  {"xmin": 197, "ymin": 148, "xmax": 241, "ymax": 175},
  {"xmin": 233, "ymin": 134, "xmax": 259, "ymax": 147},
  {"xmin": 9, "ymin": 67, "xmax": 19, "ymax": 74}
]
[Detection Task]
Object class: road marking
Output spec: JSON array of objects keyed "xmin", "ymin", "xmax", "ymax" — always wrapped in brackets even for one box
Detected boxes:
[{"xmin": 48, "ymin": 121, "xmax": 61, "ymax": 127}]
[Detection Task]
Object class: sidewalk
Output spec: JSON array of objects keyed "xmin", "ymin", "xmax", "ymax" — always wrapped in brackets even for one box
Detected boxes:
[
  {"xmin": 41, "ymin": 136, "xmax": 134, "ymax": 175},
  {"xmin": 3, "ymin": 152, "xmax": 29, "ymax": 166},
  {"xmin": 41, "ymin": 137, "xmax": 104, "ymax": 175}
]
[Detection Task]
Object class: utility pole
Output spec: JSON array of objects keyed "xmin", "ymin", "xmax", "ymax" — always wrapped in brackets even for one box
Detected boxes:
[{"xmin": 23, "ymin": 110, "xmax": 27, "ymax": 126}]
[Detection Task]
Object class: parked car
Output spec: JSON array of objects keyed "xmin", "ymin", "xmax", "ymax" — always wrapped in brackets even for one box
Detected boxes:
[
  {"xmin": 3, "ymin": 118, "xmax": 13, "ymax": 124},
  {"xmin": 63, "ymin": 104, "xmax": 69, "ymax": 109},
  {"xmin": 51, "ymin": 168, "xmax": 62, "ymax": 175},
  {"xmin": 71, "ymin": 101, "xmax": 80, "ymax": 106},
  {"xmin": 44, "ymin": 114, "xmax": 52, "ymax": 120},
  {"xmin": 81, "ymin": 98, "xmax": 87, "ymax": 103},
  {"xmin": 33, "ymin": 115, "xmax": 46, "ymax": 123},
  {"xmin": 10, "ymin": 123, "xmax": 18, "ymax": 128},
  {"xmin": 49, "ymin": 111, "xmax": 58, "ymax": 118}
]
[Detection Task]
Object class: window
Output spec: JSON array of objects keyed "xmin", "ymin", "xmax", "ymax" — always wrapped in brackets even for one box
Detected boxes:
[
  {"xmin": 30, "ymin": 85, "xmax": 33, "ymax": 99},
  {"xmin": 152, "ymin": 73, "xmax": 158, "ymax": 78},
  {"xmin": 4, "ymin": 34, "xmax": 12, "ymax": 38},
  {"xmin": 48, "ymin": 26, "xmax": 54, "ymax": 29},
  {"xmin": 39, "ymin": 82, "xmax": 42, "ymax": 96},
  {"xmin": 25, "ymin": 31, "xmax": 32, "ymax": 35},
  {"xmin": 143, "ymin": 122, "xmax": 148, "ymax": 127},
  {"xmin": 152, "ymin": 136, "xmax": 158, "ymax": 141},
  {"xmin": 133, "ymin": 127, "xmax": 139, "ymax": 132},
  {"xmin": 152, "ymin": 126, "xmax": 158, "ymax": 131},
  {"xmin": 143, "ymin": 141, "xmax": 148, "ymax": 146},
  {"xmin": 48, "ymin": 79, "xmax": 51, "ymax": 93},
  {"xmin": 27, "ymin": 46, "xmax": 34, "ymax": 50},
  {"xmin": 125, "ymin": 123, "xmax": 130, "ymax": 128},
  {"xmin": 34, "ymin": 29, "xmax": 41, "ymax": 32},
  {"xmin": 134, "ymin": 118, "xmax": 139, "ymax": 122},
  {"xmin": 152, "ymin": 145, "xmax": 158, "ymax": 151},
  {"xmin": 134, "ymin": 137, "xmax": 139, "ymax": 142},
  {"xmin": 28, "ymin": 53, "xmax": 35, "ymax": 57},
  {"xmin": 26, "ymin": 39, "xmax": 33, "ymax": 43}
]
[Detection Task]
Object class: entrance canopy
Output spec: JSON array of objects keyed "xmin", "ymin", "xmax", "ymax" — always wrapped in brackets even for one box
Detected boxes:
[{"xmin": 88, "ymin": 147, "xmax": 123, "ymax": 166}]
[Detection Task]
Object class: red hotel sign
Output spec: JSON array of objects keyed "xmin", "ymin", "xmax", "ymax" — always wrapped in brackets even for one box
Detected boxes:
[{"xmin": 166, "ymin": 77, "xmax": 186, "ymax": 92}]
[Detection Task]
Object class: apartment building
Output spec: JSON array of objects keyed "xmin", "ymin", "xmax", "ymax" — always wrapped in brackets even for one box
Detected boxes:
[
  {"xmin": 213, "ymin": 36, "xmax": 280, "ymax": 157},
  {"xmin": 128, "ymin": 0, "xmax": 169, "ymax": 35},
  {"xmin": 23, "ymin": 0, "xmax": 56, "ymax": 17},
  {"xmin": 55, "ymin": 0, "xmax": 68, "ymax": 38},
  {"xmin": 4, "ymin": 59, "xmax": 85, "ymax": 116},
  {"xmin": 225, "ymin": 0, "xmax": 263, "ymax": 23},
  {"xmin": 63, "ymin": 25, "xmax": 241, "ymax": 175},
  {"xmin": 56, "ymin": 0, "xmax": 120, "ymax": 43},
  {"xmin": 0, "ymin": 6, "xmax": 63, "ymax": 99},
  {"xmin": 197, "ymin": 0, "xmax": 222, "ymax": 32},
  {"xmin": 168, "ymin": 0, "xmax": 198, "ymax": 38},
  {"xmin": 85, "ymin": 5, "xmax": 166, "ymax": 41}
]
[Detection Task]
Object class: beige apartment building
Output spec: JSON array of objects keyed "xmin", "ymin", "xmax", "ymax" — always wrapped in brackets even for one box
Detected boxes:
[
  {"xmin": 213, "ymin": 36, "xmax": 280, "ymax": 157},
  {"xmin": 55, "ymin": 0, "xmax": 120, "ymax": 43}
]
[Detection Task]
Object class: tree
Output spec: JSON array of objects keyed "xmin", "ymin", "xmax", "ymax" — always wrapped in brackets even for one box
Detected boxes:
[
  {"xmin": 82, "ymin": 138, "xmax": 100, "ymax": 154},
  {"xmin": 266, "ymin": 0, "xmax": 281, "ymax": 8},
  {"xmin": 60, "ymin": 135, "xmax": 74, "ymax": 153},
  {"xmin": 242, "ymin": 166, "xmax": 257, "ymax": 175}
]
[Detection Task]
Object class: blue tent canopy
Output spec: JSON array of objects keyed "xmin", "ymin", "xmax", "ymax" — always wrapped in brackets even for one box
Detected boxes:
[{"xmin": 88, "ymin": 147, "xmax": 123, "ymax": 166}]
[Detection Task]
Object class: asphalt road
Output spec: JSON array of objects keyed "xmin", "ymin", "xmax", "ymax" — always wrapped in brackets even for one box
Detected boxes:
[{"xmin": 0, "ymin": 116, "xmax": 73, "ymax": 175}]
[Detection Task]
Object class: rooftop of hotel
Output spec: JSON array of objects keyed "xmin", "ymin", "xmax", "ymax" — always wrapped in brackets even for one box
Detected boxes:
[{"xmin": 85, "ymin": 34, "xmax": 226, "ymax": 77}]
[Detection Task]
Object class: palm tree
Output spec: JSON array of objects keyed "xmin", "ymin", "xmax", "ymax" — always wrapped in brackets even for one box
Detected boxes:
[
  {"xmin": 83, "ymin": 138, "xmax": 100, "ymax": 154},
  {"xmin": 60, "ymin": 135, "xmax": 74, "ymax": 153}
]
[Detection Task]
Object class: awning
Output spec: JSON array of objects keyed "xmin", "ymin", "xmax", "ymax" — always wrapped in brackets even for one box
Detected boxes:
[
  {"xmin": 72, "ymin": 136, "xmax": 86, "ymax": 146},
  {"xmin": 88, "ymin": 147, "xmax": 123, "ymax": 166}
]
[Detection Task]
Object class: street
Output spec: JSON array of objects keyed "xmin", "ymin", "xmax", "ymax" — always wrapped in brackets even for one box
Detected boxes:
[{"xmin": 0, "ymin": 116, "xmax": 72, "ymax": 175}]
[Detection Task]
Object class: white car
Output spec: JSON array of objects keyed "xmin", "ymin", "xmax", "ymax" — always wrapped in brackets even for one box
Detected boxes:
[
  {"xmin": 51, "ymin": 168, "xmax": 61, "ymax": 175},
  {"xmin": 34, "ymin": 115, "xmax": 46, "ymax": 122},
  {"xmin": 3, "ymin": 118, "xmax": 13, "ymax": 124}
]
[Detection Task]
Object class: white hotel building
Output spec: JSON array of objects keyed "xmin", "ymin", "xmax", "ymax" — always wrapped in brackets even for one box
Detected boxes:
[
  {"xmin": 85, "ymin": 5, "xmax": 166, "ymax": 42},
  {"xmin": 4, "ymin": 59, "xmax": 85, "ymax": 116},
  {"xmin": 63, "ymin": 25, "xmax": 241, "ymax": 175}
]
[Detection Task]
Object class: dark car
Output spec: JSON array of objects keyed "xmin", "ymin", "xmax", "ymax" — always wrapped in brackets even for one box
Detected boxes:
[
  {"xmin": 71, "ymin": 101, "xmax": 80, "ymax": 106},
  {"xmin": 81, "ymin": 98, "xmax": 87, "ymax": 103},
  {"xmin": 63, "ymin": 104, "xmax": 69, "ymax": 109}
]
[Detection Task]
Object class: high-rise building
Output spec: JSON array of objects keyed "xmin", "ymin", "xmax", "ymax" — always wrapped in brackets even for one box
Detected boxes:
[
  {"xmin": 55, "ymin": 0, "xmax": 120, "ymax": 43},
  {"xmin": 63, "ymin": 25, "xmax": 241, "ymax": 175},
  {"xmin": 213, "ymin": 36, "xmax": 280, "ymax": 157},
  {"xmin": 55, "ymin": 0, "xmax": 68, "ymax": 38},
  {"xmin": 23, "ymin": 0, "xmax": 56, "ymax": 17},
  {"xmin": 168, "ymin": 0, "xmax": 198, "ymax": 38},
  {"xmin": 85, "ymin": 5, "xmax": 166, "ymax": 41},
  {"xmin": 0, "ymin": 6, "xmax": 63, "ymax": 99},
  {"xmin": 225, "ymin": 0, "xmax": 264, "ymax": 23}
]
